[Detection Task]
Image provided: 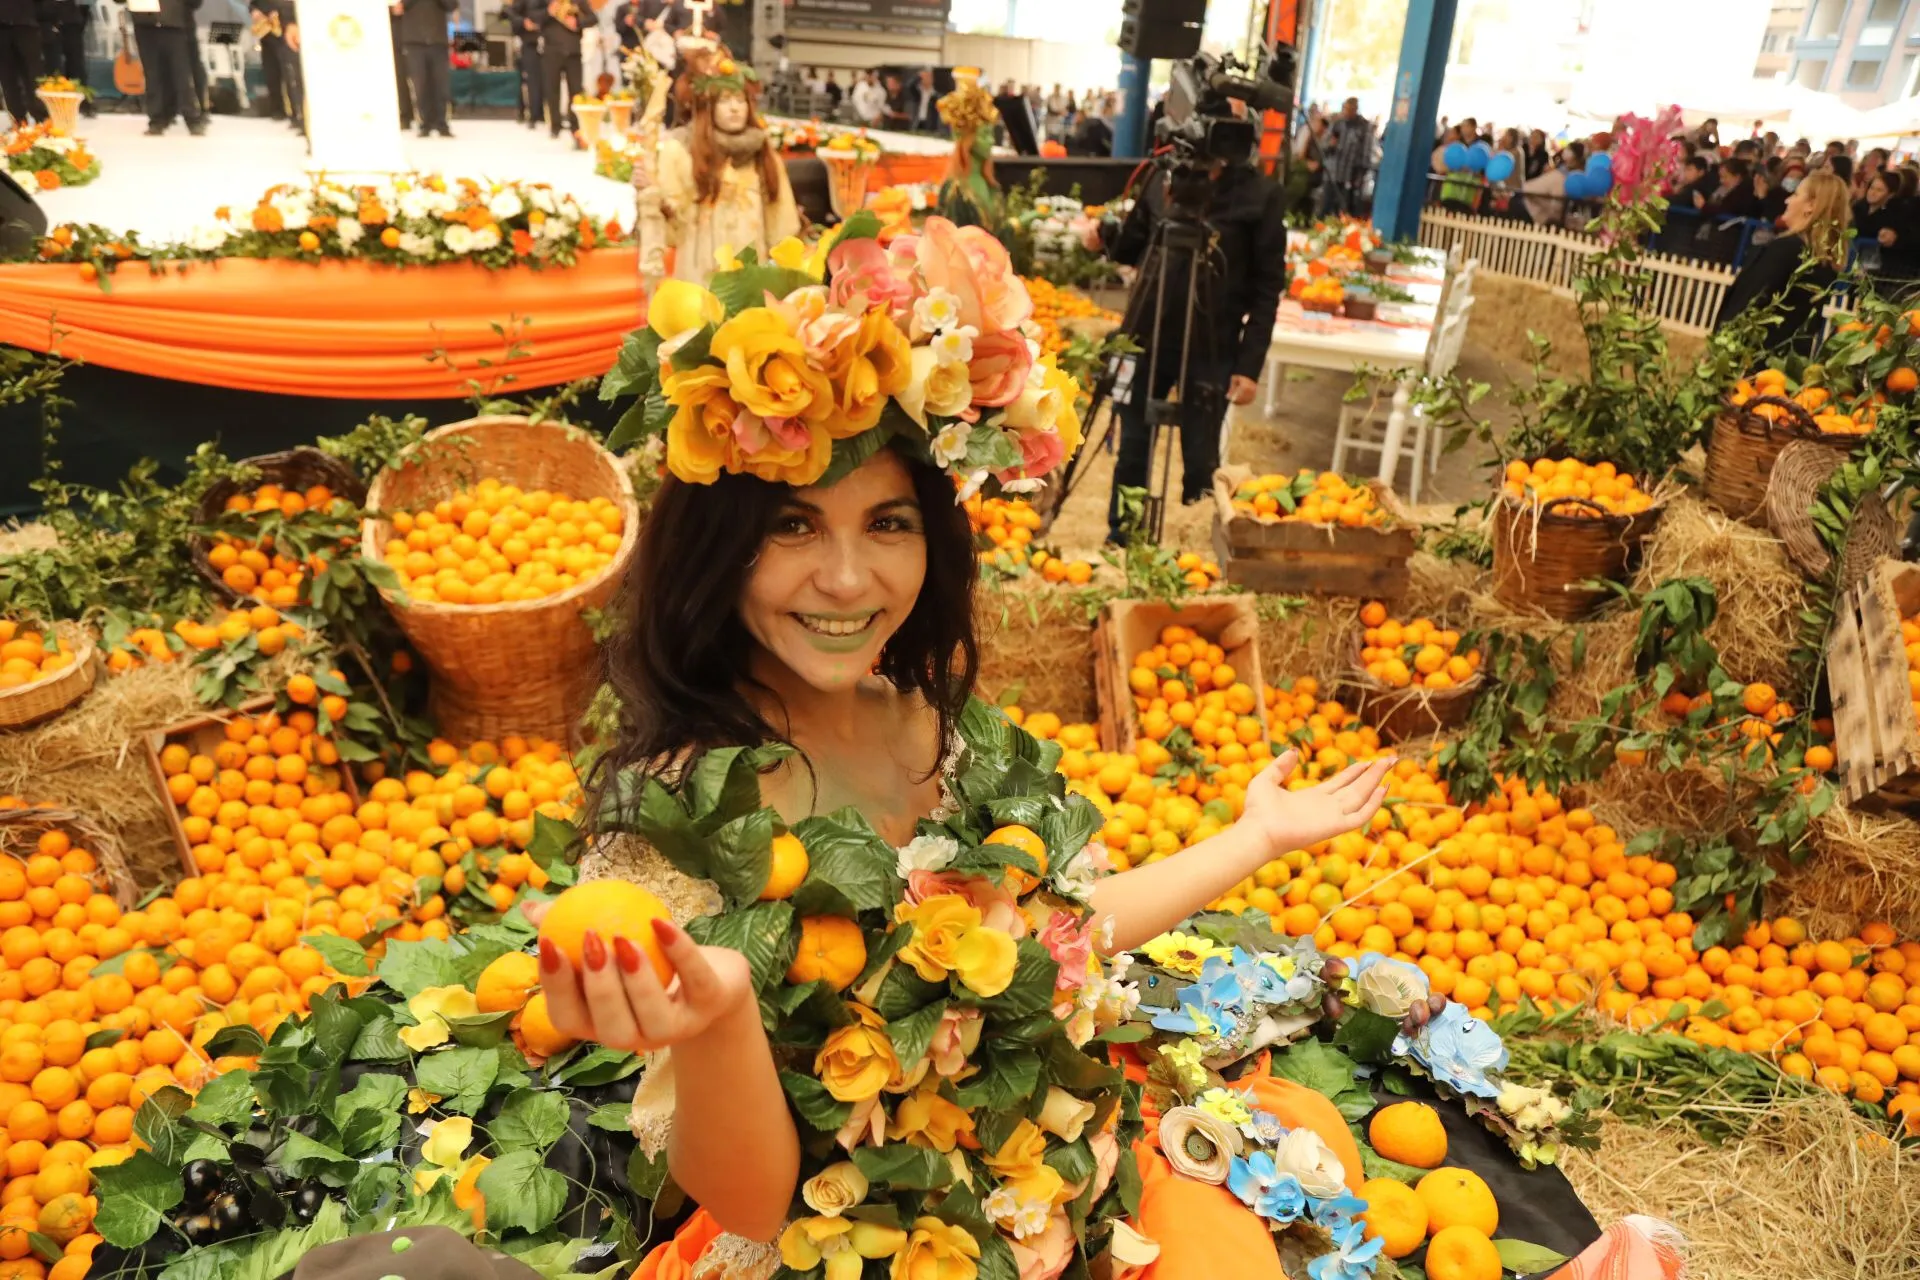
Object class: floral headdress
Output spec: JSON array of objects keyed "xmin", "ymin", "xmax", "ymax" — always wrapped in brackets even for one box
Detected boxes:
[
  {"xmin": 602, "ymin": 211, "xmax": 1086, "ymax": 497},
  {"xmin": 688, "ymin": 51, "xmax": 758, "ymax": 99},
  {"xmin": 937, "ymin": 74, "xmax": 999, "ymax": 135}
]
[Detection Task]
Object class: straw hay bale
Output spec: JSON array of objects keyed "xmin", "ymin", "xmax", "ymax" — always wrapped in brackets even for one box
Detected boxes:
[
  {"xmin": 1779, "ymin": 805, "xmax": 1920, "ymax": 940},
  {"xmin": 1471, "ymin": 276, "xmax": 1707, "ymax": 379},
  {"xmin": 1258, "ymin": 596, "xmax": 1360, "ymax": 691},
  {"xmin": 1563, "ymin": 1100, "xmax": 1920, "ymax": 1280},
  {"xmin": 0, "ymin": 522, "xmax": 58, "ymax": 558},
  {"xmin": 974, "ymin": 583, "xmax": 1099, "ymax": 725}
]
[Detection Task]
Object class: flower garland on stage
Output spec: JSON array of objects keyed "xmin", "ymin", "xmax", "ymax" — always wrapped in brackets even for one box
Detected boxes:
[
  {"xmin": 4, "ymin": 120, "xmax": 100, "ymax": 190},
  {"xmin": 17, "ymin": 175, "xmax": 628, "ymax": 282}
]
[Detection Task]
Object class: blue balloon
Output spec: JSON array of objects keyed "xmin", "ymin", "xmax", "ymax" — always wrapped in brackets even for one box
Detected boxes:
[
  {"xmin": 1466, "ymin": 141, "xmax": 1491, "ymax": 172},
  {"xmin": 1564, "ymin": 172, "xmax": 1591, "ymax": 200},
  {"xmin": 1443, "ymin": 142, "xmax": 1469, "ymax": 171},
  {"xmin": 1486, "ymin": 152, "xmax": 1515, "ymax": 183},
  {"xmin": 1587, "ymin": 151, "xmax": 1613, "ymax": 173}
]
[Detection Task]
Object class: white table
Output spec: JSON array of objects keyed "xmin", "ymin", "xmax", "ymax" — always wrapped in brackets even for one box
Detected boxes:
[{"xmin": 1261, "ymin": 244, "xmax": 1450, "ymax": 488}]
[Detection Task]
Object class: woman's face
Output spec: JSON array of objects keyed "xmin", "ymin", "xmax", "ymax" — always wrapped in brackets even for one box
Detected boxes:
[
  {"xmin": 713, "ymin": 92, "xmax": 751, "ymax": 133},
  {"xmin": 1783, "ymin": 183, "xmax": 1813, "ymax": 232},
  {"xmin": 739, "ymin": 451, "xmax": 927, "ymax": 694},
  {"xmin": 1870, "ymin": 174, "xmax": 1892, "ymax": 204}
]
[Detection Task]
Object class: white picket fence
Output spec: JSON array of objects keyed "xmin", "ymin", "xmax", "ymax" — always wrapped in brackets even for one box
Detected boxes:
[{"xmin": 1415, "ymin": 208, "xmax": 1738, "ymax": 336}]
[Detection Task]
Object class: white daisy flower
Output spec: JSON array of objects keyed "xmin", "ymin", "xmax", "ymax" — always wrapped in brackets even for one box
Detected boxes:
[
  {"xmin": 930, "ymin": 423, "xmax": 973, "ymax": 468},
  {"xmin": 397, "ymin": 231, "xmax": 435, "ymax": 256},
  {"xmin": 929, "ymin": 326, "xmax": 976, "ymax": 367},
  {"xmin": 487, "ymin": 190, "xmax": 525, "ymax": 220},
  {"xmin": 470, "ymin": 225, "xmax": 501, "ymax": 251},
  {"xmin": 895, "ymin": 835, "xmax": 959, "ymax": 879},
  {"xmin": 335, "ymin": 218, "xmax": 364, "ymax": 248},
  {"xmin": 442, "ymin": 223, "xmax": 476, "ymax": 254},
  {"xmin": 913, "ymin": 287, "xmax": 963, "ymax": 335}
]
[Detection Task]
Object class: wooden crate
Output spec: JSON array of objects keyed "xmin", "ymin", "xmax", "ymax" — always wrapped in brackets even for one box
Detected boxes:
[
  {"xmin": 1828, "ymin": 559, "xmax": 1920, "ymax": 811},
  {"xmin": 1092, "ymin": 595, "xmax": 1267, "ymax": 753},
  {"xmin": 1210, "ymin": 465, "xmax": 1417, "ymax": 600},
  {"xmin": 142, "ymin": 696, "xmax": 361, "ymax": 878}
]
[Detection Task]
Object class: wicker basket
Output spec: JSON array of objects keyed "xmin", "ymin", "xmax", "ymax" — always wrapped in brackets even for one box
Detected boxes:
[
  {"xmin": 1342, "ymin": 633, "xmax": 1483, "ymax": 743},
  {"xmin": 1490, "ymin": 491, "xmax": 1665, "ymax": 622},
  {"xmin": 1766, "ymin": 439, "xmax": 1901, "ymax": 593},
  {"xmin": 1703, "ymin": 395, "xmax": 1860, "ymax": 525},
  {"xmin": 190, "ymin": 447, "xmax": 367, "ymax": 605},
  {"xmin": 0, "ymin": 801, "xmax": 138, "ymax": 908},
  {"xmin": 362, "ymin": 416, "xmax": 638, "ymax": 745},
  {"xmin": 0, "ymin": 624, "xmax": 97, "ymax": 731}
]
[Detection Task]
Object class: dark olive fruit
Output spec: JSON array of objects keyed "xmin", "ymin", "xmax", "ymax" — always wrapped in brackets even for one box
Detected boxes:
[
  {"xmin": 293, "ymin": 1187, "xmax": 326, "ymax": 1221},
  {"xmin": 1321, "ymin": 958, "xmax": 1348, "ymax": 983},
  {"xmin": 182, "ymin": 1159, "xmax": 223, "ymax": 1206},
  {"xmin": 182, "ymin": 1214, "xmax": 219, "ymax": 1245},
  {"xmin": 1322, "ymin": 994, "xmax": 1344, "ymax": 1021},
  {"xmin": 1427, "ymin": 993, "xmax": 1449, "ymax": 1017},
  {"xmin": 211, "ymin": 1194, "xmax": 248, "ymax": 1238}
]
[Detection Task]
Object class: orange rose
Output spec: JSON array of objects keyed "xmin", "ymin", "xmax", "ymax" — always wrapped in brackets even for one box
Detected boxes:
[
  {"xmin": 358, "ymin": 201, "xmax": 389, "ymax": 226},
  {"xmin": 252, "ymin": 205, "xmax": 284, "ymax": 233},
  {"xmin": 511, "ymin": 229, "xmax": 534, "ymax": 255}
]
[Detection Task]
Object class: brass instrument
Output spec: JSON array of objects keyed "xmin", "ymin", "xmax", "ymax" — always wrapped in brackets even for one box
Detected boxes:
[
  {"xmin": 553, "ymin": 0, "xmax": 578, "ymax": 24},
  {"xmin": 250, "ymin": 8, "xmax": 283, "ymax": 38}
]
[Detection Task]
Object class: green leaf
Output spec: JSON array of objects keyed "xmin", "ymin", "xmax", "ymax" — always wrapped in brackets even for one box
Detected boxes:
[
  {"xmin": 1044, "ymin": 1034, "xmax": 1123, "ymax": 1094},
  {"xmin": 133, "ymin": 1085, "xmax": 195, "ymax": 1164},
  {"xmin": 1044, "ymin": 1137, "xmax": 1096, "ymax": 1185},
  {"xmin": 1359, "ymin": 1146, "xmax": 1430, "ymax": 1184},
  {"xmin": 600, "ymin": 325, "xmax": 662, "ymax": 403},
  {"xmin": 706, "ymin": 807, "xmax": 778, "ymax": 907},
  {"xmin": 1493, "ymin": 1239, "xmax": 1571, "ymax": 1274},
  {"xmin": 587, "ymin": 1101, "xmax": 635, "ymax": 1132},
  {"xmin": 302, "ymin": 932, "xmax": 371, "ymax": 978},
  {"xmin": 351, "ymin": 1013, "xmax": 410, "ymax": 1063},
  {"xmin": 94, "ymin": 1152, "xmax": 184, "ymax": 1248},
  {"xmin": 376, "ymin": 939, "xmax": 461, "ymax": 999},
  {"xmin": 1269, "ymin": 1041, "xmax": 1364, "ymax": 1101},
  {"xmin": 414, "ymin": 1046, "xmax": 501, "ymax": 1115},
  {"xmin": 790, "ymin": 807, "xmax": 902, "ymax": 916},
  {"xmin": 552, "ymin": 1045, "xmax": 643, "ymax": 1088},
  {"xmin": 814, "ymin": 424, "xmax": 896, "ymax": 489},
  {"xmin": 886, "ymin": 1000, "xmax": 948, "ymax": 1073},
  {"xmin": 187, "ymin": 1068, "xmax": 257, "ymax": 1129},
  {"xmin": 278, "ymin": 1131, "xmax": 356, "ymax": 1184},
  {"xmin": 955, "ymin": 1047, "xmax": 1042, "ymax": 1111},
  {"xmin": 972, "ymin": 938, "xmax": 1059, "ymax": 1018},
  {"xmin": 833, "ymin": 209, "xmax": 882, "ymax": 244},
  {"xmin": 872, "ymin": 958, "xmax": 947, "ymax": 1021},
  {"xmin": 332, "ymin": 1071, "xmax": 409, "ymax": 1126},
  {"xmin": 780, "ymin": 1069, "xmax": 852, "ymax": 1132},
  {"xmin": 1094, "ymin": 1023, "xmax": 1150, "ymax": 1044},
  {"xmin": 84, "ymin": 1028, "xmax": 126, "ymax": 1051},
  {"xmin": 1332, "ymin": 1009, "xmax": 1402, "ymax": 1063},
  {"xmin": 687, "ymin": 900, "xmax": 796, "ymax": 994},
  {"xmin": 711, "ymin": 265, "xmax": 819, "ymax": 315},
  {"xmin": 476, "ymin": 1149, "xmax": 567, "ymax": 1233},
  {"xmin": 489, "ymin": 1090, "xmax": 571, "ymax": 1155},
  {"xmin": 978, "ymin": 1232, "xmax": 1020, "ymax": 1280},
  {"xmin": 203, "ymin": 1025, "xmax": 266, "ymax": 1059},
  {"xmin": 347, "ymin": 1162, "xmax": 403, "ymax": 1217},
  {"xmin": 627, "ymin": 1144, "xmax": 672, "ymax": 1201},
  {"xmin": 850, "ymin": 1143, "xmax": 954, "ymax": 1190},
  {"xmin": 933, "ymin": 1179, "xmax": 992, "ymax": 1237}
]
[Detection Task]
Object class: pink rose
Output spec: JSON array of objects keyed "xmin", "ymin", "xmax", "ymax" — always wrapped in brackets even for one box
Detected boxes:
[
  {"xmin": 1009, "ymin": 1212, "xmax": 1074, "ymax": 1280},
  {"xmin": 902, "ymin": 869, "xmax": 966, "ymax": 906},
  {"xmin": 903, "ymin": 871, "xmax": 1027, "ymax": 938},
  {"xmin": 968, "ymin": 328, "xmax": 1033, "ymax": 408},
  {"xmin": 1087, "ymin": 1130, "xmax": 1120, "ymax": 1203},
  {"xmin": 834, "ymin": 1094, "xmax": 886, "ymax": 1151},
  {"xmin": 827, "ymin": 236, "xmax": 918, "ymax": 320},
  {"xmin": 1035, "ymin": 911, "xmax": 1093, "ymax": 994},
  {"xmin": 998, "ymin": 429, "xmax": 1066, "ymax": 486},
  {"xmin": 730, "ymin": 409, "xmax": 812, "ymax": 457},
  {"xmin": 915, "ymin": 216, "xmax": 1032, "ymax": 334},
  {"xmin": 928, "ymin": 1006, "xmax": 984, "ymax": 1078}
]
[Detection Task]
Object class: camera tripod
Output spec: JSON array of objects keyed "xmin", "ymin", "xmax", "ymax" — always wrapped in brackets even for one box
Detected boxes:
[{"xmin": 1051, "ymin": 160, "xmax": 1226, "ymax": 545}]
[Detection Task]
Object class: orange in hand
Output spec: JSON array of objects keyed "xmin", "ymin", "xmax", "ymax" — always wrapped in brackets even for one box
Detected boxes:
[{"xmin": 537, "ymin": 880, "xmax": 676, "ymax": 985}]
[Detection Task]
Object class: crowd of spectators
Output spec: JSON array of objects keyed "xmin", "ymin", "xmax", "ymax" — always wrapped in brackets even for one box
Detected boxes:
[{"xmin": 800, "ymin": 67, "xmax": 1128, "ymax": 157}]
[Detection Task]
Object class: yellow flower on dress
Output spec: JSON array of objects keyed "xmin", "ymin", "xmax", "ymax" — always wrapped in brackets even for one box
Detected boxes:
[
  {"xmin": 950, "ymin": 925, "xmax": 1016, "ymax": 998},
  {"xmin": 398, "ymin": 985, "xmax": 482, "ymax": 1051},
  {"xmin": 888, "ymin": 1079, "xmax": 976, "ymax": 1152},
  {"xmin": 781, "ymin": 1216, "xmax": 909, "ymax": 1280},
  {"xmin": 894, "ymin": 895, "xmax": 1017, "ymax": 998},
  {"xmin": 420, "ymin": 1116, "xmax": 474, "ymax": 1169},
  {"xmin": 801, "ymin": 1161, "xmax": 870, "ymax": 1216},
  {"xmin": 406, "ymin": 1087, "xmax": 443, "ymax": 1115},
  {"xmin": 816, "ymin": 1003, "xmax": 901, "ymax": 1103},
  {"xmin": 648, "ymin": 278, "xmax": 724, "ymax": 340},
  {"xmin": 983, "ymin": 1118, "xmax": 1049, "ymax": 1183},
  {"xmin": 1139, "ymin": 931, "xmax": 1232, "ymax": 977},
  {"xmin": 710, "ymin": 308, "xmax": 835, "ymax": 426},
  {"xmin": 891, "ymin": 1216, "xmax": 981, "ymax": 1280}
]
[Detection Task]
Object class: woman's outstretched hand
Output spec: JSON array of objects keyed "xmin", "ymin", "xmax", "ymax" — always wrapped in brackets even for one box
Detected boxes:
[
  {"xmin": 1240, "ymin": 750, "xmax": 1394, "ymax": 856},
  {"xmin": 523, "ymin": 901, "xmax": 754, "ymax": 1054}
]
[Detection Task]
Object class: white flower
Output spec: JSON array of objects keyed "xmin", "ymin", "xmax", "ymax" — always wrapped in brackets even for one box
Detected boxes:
[
  {"xmin": 326, "ymin": 186, "xmax": 358, "ymax": 212},
  {"xmin": 896, "ymin": 834, "xmax": 959, "ymax": 879},
  {"xmin": 488, "ymin": 190, "xmax": 525, "ymax": 220},
  {"xmin": 471, "ymin": 225, "xmax": 501, "ymax": 251},
  {"xmin": 929, "ymin": 422, "xmax": 973, "ymax": 468},
  {"xmin": 397, "ymin": 231, "xmax": 435, "ymax": 257},
  {"xmin": 187, "ymin": 224, "xmax": 231, "ymax": 252},
  {"xmin": 1270, "ymin": 1126, "xmax": 1347, "ymax": 1198},
  {"xmin": 540, "ymin": 216, "xmax": 572, "ymax": 241},
  {"xmin": 956, "ymin": 468, "xmax": 991, "ymax": 503},
  {"xmin": 929, "ymin": 326, "xmax": 977, "ymax": 367},
  {"xmin": 530, "ymin": 186, "xmax": 558, "ymax": 214},
  {"xmin": 1001, "ymin": 477, "xmax": 1046, "ymax": 494},
  {"xmin": 271, "ymin": 194, "xmax": 313, "ymax": 229},
  {"xmin": 443, "ymin": 224, "xmax": 476, "ymax": 253},
  {"xmin": 335, "ymin": 217, "xmax": 364, "ymax": 248},
  {"xmin": 1355, "ymin": 959, "xmax": 1429, "ymax": 1019},
  {"xmin": 983, "ymin": 1185, "xmax": 1053, "ymax": 1241},
  {"xmin": 38, "ymin": 134, "xmax": 74, "ymax": 154},
  {"xmin": 912, "ymin": 286, "xmax": 963, "ymax": 337},
  {"xmin": 398, "ymin": 189, "xmax": 435, "ymax": 220}
]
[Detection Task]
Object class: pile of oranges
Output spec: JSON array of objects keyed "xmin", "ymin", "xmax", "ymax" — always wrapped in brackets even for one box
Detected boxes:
[
  {"xmin": 104, "ymin": 607, "xmax": 304, "ymax": 676},
  {"xmin": 1650, "ymin": 679, "xmax": 1826, "ymax": 773},
  {"xmin": 1290, "ymin": 276, "xmax": 1346, "ymax": 310},
  {"xmin": 964, "ymin": 496, "xmax": 1093, "ymax": 586},
  {"xmin": 0, "ymin": 625, "xmax": 81, "ymax": 693},
  {"xmin": 1357, "ymin": 602, "xmax": 1482, "ymax": 692},
  {"xmin": 1022, "ymin": 277, "xmax": 1118, "ymax": 360},
  {"xmin": 1728, "ymin": 364, "xmax": 1892, "ymax": 437},
  {"xmin": 379, "ymin": 479, "xmax": 625, "ymax": 606},
  {"xmin": 1501, "ymin": 457, "xmax": 1654, "ymax": 518},
  {"xmin": 1124, "ymin": 623, "xmax": 1272, "ymax": 776},
  {"xmin": 206, "ymin": 483, "xmax": 349, "ymax": 608},
  {"xmin": 1230, "ymin": 471, "xmax": 1391, "ymax": 529}
]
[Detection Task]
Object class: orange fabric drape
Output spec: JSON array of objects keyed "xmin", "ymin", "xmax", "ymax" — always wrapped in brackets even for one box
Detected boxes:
[{"xmin": 0, "ymin": 249, "xmax": 643, "ymax": 399}]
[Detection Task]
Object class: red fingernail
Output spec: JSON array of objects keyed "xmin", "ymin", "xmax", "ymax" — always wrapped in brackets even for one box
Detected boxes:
[
  {"xmin": 538, "ymin": 937, "xmax": 561, "ymax": 973},
  {"xmin": 651, "ymin": 917, "xmax": 677, "ymax": 944},
  {"xmin": 614, "ymin": 935, "xmax": 643, "ymax": 974},
  {"xmin": 582, "ymin": 930, "xmax": 607, "ymax": 972}
]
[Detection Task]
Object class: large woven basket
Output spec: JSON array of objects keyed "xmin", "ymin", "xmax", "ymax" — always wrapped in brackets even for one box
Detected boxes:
[
  {"xmin": 1342, "ymin": 633, "xmax": 1483, "ymax": 744},
  {"xmin": 191, "ymin": 447, "xmax": 368, "ymax": 605},
  {"xmin": 0, "ymin": 623, "xmax": 97, "ymax": 731},
  {"xmin": 1490, "ymin": 491, "xmax": 1665, "ymax": 621},
  {"xmin": 1703, "ymin": 395, "xmax": 1860, "ymax": 525},
  {"xmin": 1766, "ymin": 439, "xmax": 1901, "ymax": 593},
  {"xmin": 0, "ymin": 800, "xmax": 138, "ymax": 908},
  {"xmin": 362, "ymin": 416, "xmax": 638, "ymax": 745}
]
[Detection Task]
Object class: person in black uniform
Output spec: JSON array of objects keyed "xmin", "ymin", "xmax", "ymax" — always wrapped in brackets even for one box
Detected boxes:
[
  {"xmin": 254, "ymin": 0, "xmax": 285, "ymax": 120},
  {"xmin": 38, "ymin": 0, "xmax": 90, "ymax": 114},
  {"xmin": 394, "ymin": 0, "xmax": 454, "ymax": 137},
  {"xmin": 251, "ymin": 0, "xmax": 302, "ymax": 129},
  {"xmin": 0, "ymin": 0, "xmax": 46, "ymax": 126},
  {"xmin": 611, "ymin": 0, "xmax": 642, "ymax": 56},
  {"xmin": 116, "ymin": 0, "xmax": 205, "ymax": 134},
  {"xmin": 389, "ymin": 4, "xmax": 412, "ymax": 127},
  {"xmin": 541, "ymin": 0, "xmax": 581, "ymax": 142},
  {"xmin": 510, "ymin": 0, "xmax": 541, "ymax": 127}
]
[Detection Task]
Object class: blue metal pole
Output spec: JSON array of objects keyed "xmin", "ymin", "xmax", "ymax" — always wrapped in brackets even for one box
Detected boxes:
[
  {"xmin": 1117, "ymin": 52, "xmax": 1151, "ymax": 158},
  {"xmin": 1372, "ymin": 0, "xmax": 1458, "ymax": 242}
]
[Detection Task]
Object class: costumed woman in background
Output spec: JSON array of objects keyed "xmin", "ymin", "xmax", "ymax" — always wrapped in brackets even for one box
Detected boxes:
[{"xmin": 936, "ymin": 66, "xmax": 1001, "ymax": 227}]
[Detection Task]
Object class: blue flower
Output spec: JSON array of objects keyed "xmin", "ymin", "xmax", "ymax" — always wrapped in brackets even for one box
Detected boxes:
[
  {"xmin": 1405, "ymin": 1001, "xmax": 1509, "ymax": 1099},
  {"xmin": 1309, "ymin": 1192, "xmax": 1370, "ymax": 1236},
  {"xmin": 1150, "ymin": 958, "xmax": 1247, "ymax": 1036},
  {"xmin": 1238, "ymin": 1102, "xmax": 1287, "ymax": 1145},
  {"xmin": 1231, "ymin": 947, "xmax": 1314, "ymax": 1006},
  {"xmin": 1225, "ymin": 1152, "xmax": 1306, "ymax": 1225},
  {"xmin": 1306, "ymin": 1220, "xmax": 1386, "ymax": 1280}
]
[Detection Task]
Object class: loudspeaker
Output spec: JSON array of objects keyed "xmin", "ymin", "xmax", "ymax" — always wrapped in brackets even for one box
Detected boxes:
[{"xmin": 1118, "ymin": 0, "xmax": 1204, "ymax": 59}]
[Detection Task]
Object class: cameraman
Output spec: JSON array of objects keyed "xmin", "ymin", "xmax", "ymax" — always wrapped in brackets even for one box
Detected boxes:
[{"xmin": 1093, "ymin": 111, "xmax": 1288, "ymax": 543}]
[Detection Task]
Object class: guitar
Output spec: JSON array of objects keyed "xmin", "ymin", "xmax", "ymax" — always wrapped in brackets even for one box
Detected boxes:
[{"xmin": 114, "ymin": 10, "xmax": 146, "ymax": 96}]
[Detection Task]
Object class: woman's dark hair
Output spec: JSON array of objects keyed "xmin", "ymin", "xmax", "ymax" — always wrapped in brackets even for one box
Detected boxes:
[
  {"xmin": 585, "ymin": 446, "xmax": 978, "ymax": 828},
  {"xmin": 1830, "ymin": 154, "xmax": 1855, "ymax": 184}
]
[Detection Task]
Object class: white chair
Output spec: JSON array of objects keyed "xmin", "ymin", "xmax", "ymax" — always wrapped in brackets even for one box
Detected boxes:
[{"xmin": 1330, "ymin": 296, "xmax": 1474, "ymax": 503}]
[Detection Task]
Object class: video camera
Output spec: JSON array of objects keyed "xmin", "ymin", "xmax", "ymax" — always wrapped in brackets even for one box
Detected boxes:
[{"xmin": 1157, "ymin": 45, "xmax": 1296, "ymax": 166}]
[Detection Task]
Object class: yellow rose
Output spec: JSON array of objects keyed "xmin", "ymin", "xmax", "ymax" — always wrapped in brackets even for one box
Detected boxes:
[
  {"xmin": 816, "ymin": 1003, "xmax": 900, "ymax": 1103},
  {"xmin": 891, "ymin": 1216, "xmax": 981, "ymax": 1280},
  {"xmin": 1044, "ymin": 361, "xmax": 1085, "ymax": 457},
  {"xmin": 647, "ymin": 278, "xmax": 724, "ymax": 340},
  {"xmin": 663, "ymin": 363, "xmax": 741, "ymax": 486},
  {"xmin": 896, "ymin": 345, "xmax": 974, "ymax": 427},
  {"xmin": 801, "ymin": 1161, "xmax": 870, "ymax": 1216},
  {"xmin": 895, "ymin": 895, "xmax": 982, "ymax": 984},
  {"xmin": 887, "ymin": 1080, "xmax": 977, "ymax": 1153},
  {"xmin": 1036, "ymin": 1087, "xmax": 1095, "ymax": 1144},
  {"xmin": 782, "ymin": 1214, "xmax": 909, "ymax": 1280},
  {"xmin": 398, "ymin": 984, "xmax": 481, "ymax": 1051},
  {"xmin": 1009, "ymin": 1163, "xmax": 1067, "ymax": 1207},
  {"xmin": 983, "ymin": 1119, "xmax": 1049, "ymax": 1182},
  {"xmin": 711, "ymin": 308, "xmax": 834, "ymax": 425},
  {"xmin": 820, "ymin": 308, "xmax": 913, "ymax": 436},
  {"xmin": 951, "ymin": 924, "xmax": 1016, "ymax": 998}
]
